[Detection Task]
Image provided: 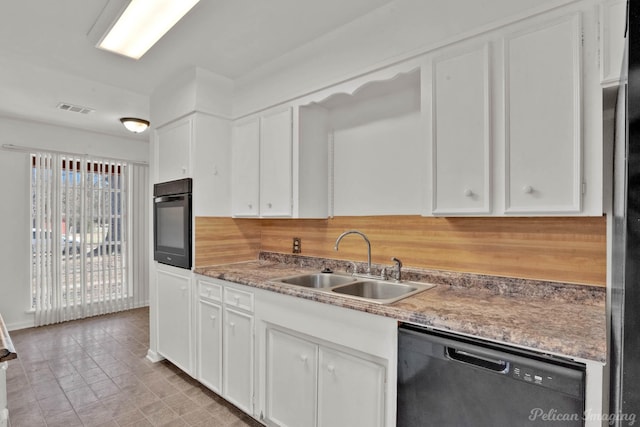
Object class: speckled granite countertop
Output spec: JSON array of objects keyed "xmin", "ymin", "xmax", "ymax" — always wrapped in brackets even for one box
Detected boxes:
[{"xmin": 194, "ymin": 252, "xmax": 606, "ymax": 363}]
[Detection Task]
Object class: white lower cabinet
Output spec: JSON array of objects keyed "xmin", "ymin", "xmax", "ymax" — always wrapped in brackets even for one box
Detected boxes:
[
  {"xmin": 223, "ymin": 306, "xmax": 254, "ymax": 414},
  {"xmin": 157, "ymin": 268, "xmax": 193, "ymax": 375},
  {"xmin": 190, "ymin": 278, "xmax": 397, "ymax": 426},
  {"xmin": 1, "ymin": 362, "xmax": 7, "ymax": 427},
  {"xmin": 194, "ymin": 277, "xmax": 256, "ymax": 416},
  {"xmin": 266, "ymin": 329, "xmax": 317, "ymax": 427},
  {"xmin": 264, "ymin": 326, "xmax": 386, "ymax": 427},
  {"xmin": 197, "ymin": 300, "xmax": 222, "ymax": 393},
  {"xmin": 317, "ymin": 347, "xmax": 385, "ymax": 427}
]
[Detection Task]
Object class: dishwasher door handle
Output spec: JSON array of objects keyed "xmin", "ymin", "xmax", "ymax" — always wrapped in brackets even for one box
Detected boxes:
[{"xmin": 446, "ymin": 347, "xmax": 510, "ymax": 373}]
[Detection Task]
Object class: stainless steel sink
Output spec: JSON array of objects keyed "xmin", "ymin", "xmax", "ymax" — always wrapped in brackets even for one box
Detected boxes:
[
  {"xmin": 271, "ymin": 273, "xmax": 435, "ymax": 304},
  {"xmin": 331, "ymin": 280, "xmax": 418, "ymax": 300},
  {"xmin": 277, "ymin": 273, "xmax": 356, "ymax": 289}
]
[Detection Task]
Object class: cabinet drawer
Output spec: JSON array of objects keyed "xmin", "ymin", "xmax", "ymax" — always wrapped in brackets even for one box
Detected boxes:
[
  {"xmin": 199, "ymin": 280, "xmax": 222, "ymax": 302},
  {"xmin": 224, "ymin": 287, "xmax": 254, "ymax": 312}
]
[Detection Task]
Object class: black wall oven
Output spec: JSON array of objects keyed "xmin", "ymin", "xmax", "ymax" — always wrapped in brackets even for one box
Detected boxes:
[{"xmin": 153, "ymin": 178, "xmax": 192, "ymax": 269}]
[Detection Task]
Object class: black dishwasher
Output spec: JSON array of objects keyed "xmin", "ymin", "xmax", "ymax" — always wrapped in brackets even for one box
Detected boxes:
[{"xmin": 398, "ymin": 323, "xmax": 585, "ymax": 427}]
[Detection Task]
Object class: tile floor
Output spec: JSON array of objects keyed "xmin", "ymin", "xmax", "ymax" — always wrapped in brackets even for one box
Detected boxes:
[{"xmin": 5, "ymin": 307, "xmax": 262, "ymax": 427}]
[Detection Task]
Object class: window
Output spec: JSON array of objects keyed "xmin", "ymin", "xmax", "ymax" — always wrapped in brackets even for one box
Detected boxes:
[{"xmin": 30, "ymin": 152, "xmax": 148, "ymax": 326}]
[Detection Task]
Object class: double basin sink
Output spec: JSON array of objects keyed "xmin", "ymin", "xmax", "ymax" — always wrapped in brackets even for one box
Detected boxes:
[{"xmin": 271, "ymin": 272, "xmax": 435, "ymax": 304}]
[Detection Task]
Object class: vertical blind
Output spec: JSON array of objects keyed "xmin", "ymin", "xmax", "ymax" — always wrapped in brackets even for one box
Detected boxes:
[{"xmin": 31, "ymin": 152, "xmax": 148, "ymax": 326}]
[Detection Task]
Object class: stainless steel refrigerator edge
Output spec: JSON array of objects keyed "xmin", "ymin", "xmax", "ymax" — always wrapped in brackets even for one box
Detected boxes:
[{"xmin": 610, "ymin": 0, "xmax": 640, "ymax": 420}]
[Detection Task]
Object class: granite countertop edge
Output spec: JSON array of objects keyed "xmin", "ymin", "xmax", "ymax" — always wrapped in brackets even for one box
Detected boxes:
[{"xmin": 194, "ymin": 253, "xmax": 606, "ymax": 363}]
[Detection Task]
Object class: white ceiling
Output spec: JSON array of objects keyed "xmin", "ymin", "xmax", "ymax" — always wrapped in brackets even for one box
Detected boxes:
[{"xmin": 0, "ymin": 0, "xmax": 393, "ymax": 140}]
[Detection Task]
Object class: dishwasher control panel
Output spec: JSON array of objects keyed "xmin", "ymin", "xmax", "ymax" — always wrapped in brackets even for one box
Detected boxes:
[{"xmin": 510, "ymin": 362, "xmax": 583, "ymax": 397}]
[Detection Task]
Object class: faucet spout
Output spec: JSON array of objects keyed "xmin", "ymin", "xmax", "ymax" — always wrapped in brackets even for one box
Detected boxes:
[{"xmin": 334, "ymin": 230, "xmax": 372, "ymax": 275}]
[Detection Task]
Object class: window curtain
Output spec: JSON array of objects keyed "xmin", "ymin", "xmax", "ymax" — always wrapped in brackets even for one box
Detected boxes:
[{"xmin": 31, "ymin": 152, "xmax": 148, "ymax": 327}]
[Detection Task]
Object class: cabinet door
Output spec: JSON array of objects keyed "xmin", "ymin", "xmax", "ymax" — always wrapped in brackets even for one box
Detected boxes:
[
  {"xmin": 157, "ymin": 118, "xmax": 192, "ymax": 183},
  {"xmin": 600, "ymin": 0, "xmax": 627, "ymax": 86},
  {"xmin": 317, "ymin": 347, "xmax": 385, "ymax": 427},
  {"xmin": 198, "ymin": 300, "xmax": 222, "ymax": 393},
  {"xmin": 231, "ymin": 119, "xmax": 260, "ymax": 217},
  {"xmin": 223, "ymin": 307, "xmax": 254, "ymax": 414},
  {"xmin": 157, "ymin": 270, "xmax": 192, "ymax": 375},
  {"xmin": 431, "ymin": 45, "xmax": 491, "ymax": 214},
  {"xmin": 265, "ymin": 329, "xmax": 317, "ymax": 427},
  {"xmin": 0, "ymin": 362, "xmax": 6, "ymax": 422},
  {"xmin": 260, "ymin": 108, "xmax": 293, "ymax": 217},
  {"xmin": 505, "ymin": 15, "xmax": 582, "ymax": 213}
]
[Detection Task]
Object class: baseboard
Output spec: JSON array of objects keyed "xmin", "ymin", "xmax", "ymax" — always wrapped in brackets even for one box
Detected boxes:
[
  {"xmin": 146, "ymin": 349, "xmax": 164, "ymax": 363},
  {"xmin": 6, "ymin": 319, "xmax": 35, "ymax": 332}
]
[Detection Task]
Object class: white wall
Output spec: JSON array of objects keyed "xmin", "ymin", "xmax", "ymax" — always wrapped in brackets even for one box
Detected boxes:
[
  {"xmin": 150, "ymin": 67, "xmax": 234, "ymax": 128},
  {"xmin": 233, "ymin": 0, "xmax": 575, "ymax": 116},
  {"xmin": 0, "ymin": 116, "xmax": 149, "ymax": 330}
]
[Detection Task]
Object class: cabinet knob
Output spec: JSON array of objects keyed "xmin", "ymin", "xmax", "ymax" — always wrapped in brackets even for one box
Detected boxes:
[
  {"xmin": 299, "ymin": 354, "xmax": 308, "ymax": 363},
  {"xmin": 523, "ymin": 185, "xmax": 534, "ymax": 194},
  {"xmin": 234, "ymin": 295, "xmax": 240, "ymax": 305},
  {"xmin": 229, "ymin": 322, "xmax": 235, "ymax": 328},
  {"xmin": 267, "ymin": 202, "xmax": 272, "ymax": 209},
  {"xmin": 464, "ymin": 189, "xmax": 473, "ymax": 197},
  {"xmin": 209, "ymin": 315, "xmax": 216, "ymax": 321},
  {"xmin": 180, "ymin": 286, "xmax": 188, "ymax": 292},
  {"xmin": 327, "ymin": 364, "xmax": 335, "ymax": 374}
]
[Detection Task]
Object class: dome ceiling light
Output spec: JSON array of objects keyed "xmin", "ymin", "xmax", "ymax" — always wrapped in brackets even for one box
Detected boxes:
[{"xmin": 120, "ymin": 117, "xmax": 150, "ymax": 133}]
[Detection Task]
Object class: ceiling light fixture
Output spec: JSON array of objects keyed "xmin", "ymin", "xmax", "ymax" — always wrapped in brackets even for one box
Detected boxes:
[
  {"xmin": 120, "ymin": 117, "xmax": 150, "ymax": 133},
  {"xmin": 98, "ymin": 0, "xmax": 201, "ymax": 60}
]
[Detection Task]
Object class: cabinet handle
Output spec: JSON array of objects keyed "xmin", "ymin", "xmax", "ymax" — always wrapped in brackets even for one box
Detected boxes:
[
  {"xmin": 299, "ymin": 355, "xmax": 308, "ymax": 363},
  {"xmin": 523, "ymin": 185, "xmax": 534, "ymax": 194},
  {"xmin": 248, "ymin": 203, "xmax": 253, "ymax": 209},
  {"xmin": 234, "ymin": 295, "xmax": 240, "ymax": 305},
  {"xmin": 267, "ymin": 202, "xmax": 272, "ymax": 209},
  {"xmin": 327, "ymin": 364, "xmax": 335, "ymax": 374},
  {"xmin": 464, "ymin": 189, "xmax": 473, "ymax": 197}
]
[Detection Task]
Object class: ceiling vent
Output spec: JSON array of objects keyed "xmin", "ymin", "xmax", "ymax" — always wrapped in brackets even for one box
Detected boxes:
[{"xmin": 56, "ymin": 102, "xmax": 95, "ymax": 115}]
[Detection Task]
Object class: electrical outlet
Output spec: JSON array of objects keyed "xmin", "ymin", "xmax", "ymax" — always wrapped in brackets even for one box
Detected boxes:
[{"xmin": 292, "ymin": 237, "xmax": 301, "ymax": 254}]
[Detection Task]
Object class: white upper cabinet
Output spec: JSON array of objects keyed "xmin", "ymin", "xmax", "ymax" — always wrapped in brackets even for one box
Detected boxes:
[
  {"xmin": 231, "ymin": 119, "xmax": 260, "ymax": 217},
  {"xmin": 231, "ymin": 108, "xmax": 292, "ymax": 218},
  {"xmin": 231, "ymin": 106, "xmax": 329, "ymax": 218},
  {"xmin": 156, "ymin": 118, "xmax": 192, "ymax": 183},
  {"xmin": 600, "ymin": 0, "xmax": 627, "ymax": 87},
  {"xmin": 260, "ymin": 108, "xmax": 293, "ymax": 217},
  {"xmin": 504, "ymin": 15, "xmax": 582, "ymax": 214},
  {"xmin": 428, "ymin": 44, "xmax": 491, "ymax": 215},
  {"xmin": 227, "ymin": 3, "xmax": 603, "ymax": 218},
  {"xmin": 155, "ymin": 113, "xmax": 231, "ymax": 216}
]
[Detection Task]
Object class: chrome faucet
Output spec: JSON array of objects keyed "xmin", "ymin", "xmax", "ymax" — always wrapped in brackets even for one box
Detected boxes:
[
  {"xmin": 334, "ymin": 230, "xmax": 372, "ymax": 275},
  {"xmin": 391, "ymin": 257, "xmax": 403, "ymax": 282}
]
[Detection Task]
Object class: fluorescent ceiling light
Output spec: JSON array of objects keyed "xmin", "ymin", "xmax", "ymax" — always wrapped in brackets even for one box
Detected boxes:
[{"xmin": 98, "ymin": 0, "xmax": 201, "ymax": 60}]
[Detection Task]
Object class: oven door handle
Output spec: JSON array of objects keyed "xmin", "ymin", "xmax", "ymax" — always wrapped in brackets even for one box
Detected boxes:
[{"xmin": 155, "ymin": 195, "xmax": 184, "ymax": 203}]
